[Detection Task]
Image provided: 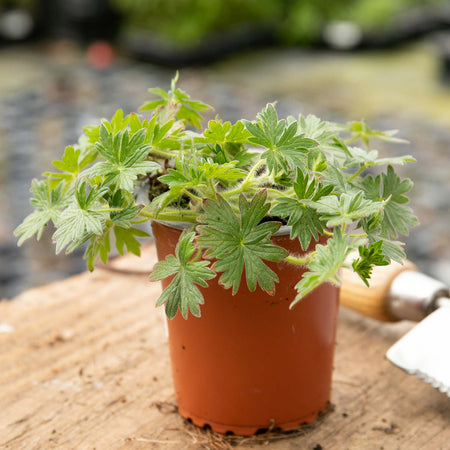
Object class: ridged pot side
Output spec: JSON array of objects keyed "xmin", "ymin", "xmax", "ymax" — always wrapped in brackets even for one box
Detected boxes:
[{"xmin": 151, "ymin": 220, "xmax": 339, "ymax": 436}]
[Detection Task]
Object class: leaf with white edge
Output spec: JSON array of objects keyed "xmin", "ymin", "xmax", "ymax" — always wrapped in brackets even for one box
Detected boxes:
[
  {"xmin": 14, "ymin": 180, "xmax": 71, "ymax": 246},
  {"xmin": 367, "ymin": 234, "xmax": 406, "ymax": 263},
  {"xmin": 53, "ymin": 206, "xmax": 107, "ymax": 254},
  {"xmin": 140, "ymin": 74, "xmax": 211, "ymax": 129},
  {"xmin": 52, "ymin": 183, "xmax": 109, "ymax": 254},
  {"xmin": 321, "ymin": 163, "xmax": 351, "ymax": 194},
  {"xmin": 345, "ymin": 146, "xmax": 416, "ymax": 168},
  {"xmin": 243, "ymin": 104, "xmax": 317, "ymax": 173},
  {"xmin": 363, "ymin": 165, "xmax": 418, "ymax": 238},
  {"xmin": 83, "ymin": 126, "xmax": 160, "ymax": 192},
  {"xmin": 82, "ymin": 229, "xmax": 112, "ymax": 271},
  {"xmin": 110, "ymin": 204, "xmax": 142, "ymax": 228},
  {"xmin": 297, "ymin": 114, "xmax": 337, "ymax": 145},
  {"xmin": 292, "ymin": 228, "xmax": 351, "ymax": 306},
  {"xmin": 271, "ymin": 168, "xmax": 332, "ymax": 250},
  {"xmin": 197, "ymin": 191, "xmax": 288, "ymax": 294},
  {"xmin": 310, "ymin": 191, "xmax": 384, "ymax": 228},
  {"xmin": 347, "ymin": 120, "xmax": 409, "ymax": 147},
  {"xmin": 150, "ymin": 231, "xmax": 216, "ymax": 319}
]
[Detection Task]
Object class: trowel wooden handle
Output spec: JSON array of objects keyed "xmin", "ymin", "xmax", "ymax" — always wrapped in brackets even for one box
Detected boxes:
[{"xmin": 340, "ymin": 259, "xmax": 417, "ymax": 322}]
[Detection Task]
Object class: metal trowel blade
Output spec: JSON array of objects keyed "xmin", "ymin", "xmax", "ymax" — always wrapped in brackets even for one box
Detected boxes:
[{"xmin": 386, "ymin": 303, "xmax": 450, "ymax": 396}]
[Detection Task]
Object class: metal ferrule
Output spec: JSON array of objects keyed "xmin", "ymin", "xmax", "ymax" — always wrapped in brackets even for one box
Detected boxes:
[{"xmin": 387, "ymin": 270, "xmax": 450, "ymax": 321}]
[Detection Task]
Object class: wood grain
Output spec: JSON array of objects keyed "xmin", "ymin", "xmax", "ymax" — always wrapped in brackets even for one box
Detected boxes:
[{"xmin": 1, "ymin": 244, "xmax": 449, "ymax": 449}]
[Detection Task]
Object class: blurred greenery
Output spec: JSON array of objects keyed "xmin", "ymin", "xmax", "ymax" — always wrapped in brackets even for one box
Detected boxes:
[
  {"xmin": 1, "ymin": 0, "xmax": 447, "ymax": 46},
  {"xmin": 111, "ymin": 0, "xmax": 447, "ymax": 46}
]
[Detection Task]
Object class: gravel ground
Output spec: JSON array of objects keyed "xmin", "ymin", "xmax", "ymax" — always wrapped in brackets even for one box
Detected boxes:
[{"xmin": 1, "ymin": 40, "xmax": 449, "ymax": 299}]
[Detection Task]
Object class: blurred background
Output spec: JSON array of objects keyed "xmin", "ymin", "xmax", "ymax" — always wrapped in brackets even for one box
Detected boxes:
[{"xmin": 1, "ymin": 0, "xmax": 449, "ymax": 299}]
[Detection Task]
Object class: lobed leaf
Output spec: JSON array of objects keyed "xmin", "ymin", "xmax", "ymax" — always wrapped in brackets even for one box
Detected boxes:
[
  {"xmin": 150, "ymin": 231, "xmax": 215, "ymax": 319},
  {"xmin": 197, "ymin": 191, "xmax": 288, "ymax": 294}
]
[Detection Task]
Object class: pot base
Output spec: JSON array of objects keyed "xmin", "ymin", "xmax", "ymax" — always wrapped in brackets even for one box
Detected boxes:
[{"xmin": 179, "ymin": 401, "xmax": 331, "ymax": 436}]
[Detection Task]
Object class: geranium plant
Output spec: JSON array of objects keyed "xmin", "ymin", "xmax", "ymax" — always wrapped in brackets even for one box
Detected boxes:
[{"xmin": 15, "ymin": 74, "xmax": 418, "ymax": 319}]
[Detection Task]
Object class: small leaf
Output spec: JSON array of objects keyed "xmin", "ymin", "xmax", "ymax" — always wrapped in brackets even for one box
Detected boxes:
[
  {"xmin": 14, "ymin": 180, "xmax": 70, "ymax": 246},
  {"xmin": 352, "ymin": 241, "xmax": 389, "ymax": 286},
  {"xmin": 292, "ymin": 228, "xmax": 350, "ymax": 305},
  {"xmin": 114, "ymin": 226, "xmax": 149, "ymax": 256},
  {"xmin": 150, "ymin": 231, "xmax": 216, "ymax": 319}
]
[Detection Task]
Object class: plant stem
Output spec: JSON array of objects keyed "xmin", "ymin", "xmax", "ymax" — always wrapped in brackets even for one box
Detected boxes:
[
  {"xmin": 140, "ymin": 207, "xmax": 198, "ymax": 222},
  {"xmin": 148, "ymin": 147, "xmax": 175, "ymax": 158},
  {"xmin": 266, "ymin": 188, "xmax": 293, "ymax": 198},
  {"xmin": 97, "ymin": 208, "xmax": 123, "ymax": 213},
  {"xmin": 284, "ymin": 251, "xmax": 316, "ymax": 266},
  {"xmin": 223, "ymin": 159, "xmax": 266, "ymax": 198},
  {"xmin": 182, "ymin": 188, "xmax": 203, "ymax": 203},
  {"xmin": 348, "ymin": 232, "xmax": 368, "ymax": 238},
  {"xmin": 347, "ymin": 164, "xmax": 367, "ymax": 182}
]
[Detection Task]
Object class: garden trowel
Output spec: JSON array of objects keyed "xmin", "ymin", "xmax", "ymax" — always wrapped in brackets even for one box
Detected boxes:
[{"xmin": 340, "ymin": 259, "xmax": 450, "ymax": 396}]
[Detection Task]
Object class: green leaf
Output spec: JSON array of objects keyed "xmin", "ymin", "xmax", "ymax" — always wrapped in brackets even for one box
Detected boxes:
[
  {"xmin": 110, "ymin": 204, "xmax": 142, "ymax": 228},
  {"xmin": 297, "ymin": 114, "xmax": 337, "ymax": 146},
  {"xmin": 140, "ymin": 74, "xmax": 211, "ymax": 129},
  {"xmin": 150, "ymin": 231, "xmax": 216, "ymax": 319},
  {"xmin": 347, "ymin": 120, "xmax": 409, "ymax": 147},
  {"xmin": 110, "ymin": 109, "xmax": 130, "ymax": 133},
  {"xmin": 82, "ymin": 229, "xmax": 112, "ymax": 271},
  {"xmin": 202, "ymin": 120, "xmax": 250, "ymax": 144},
  {"xmin": 352, "ymin": 240, "xmax": 389, "ymax": 286},
  {"xmin": 310, "ymin": 191, "xmax": 384, "ymax": 228},
  {"xmin": 321, "ymin": 164, "xmax": 350, "ymax": 194},
  {"xmin": 363, "ymin": 165, "xmax": 418, "ymax": 238},
  {"xmin": 197, "ymin": 191, "xmax": 288, "ymax": 294},
  {"xmin": 271, "ymin": 168, "xmax": 332, "ymax": 250},
  {"xmin": 292, "ymin": 228, "xmax": 350, "ymax": 305},
  {"xmin": 52, "ymin": 183, "xmax": 109, "ymax": 254},
  {"xmin": 114, "ymin": 226, "xmax": 149, "ymax": 256},
  {"xmin": 243, "ymin": 104, "xmax": 318, "ymax": 173},
  {"xmin": 345, "ymin": 146, "xmax": 415, "ymax": 168},
  {"xmin": 45, "ymin": 145, "xmax": 98, "ymax": 183},
  {"xmin": 197, "ymin": 160, "xmax": 246, "ymax": 183},
  {"xmin": 14, "ymin": 180, "xmax": 71, "ymax": 246},
  {"xmin": 84, "ymin": 126, "xmax": 160, "ymax": 192}
]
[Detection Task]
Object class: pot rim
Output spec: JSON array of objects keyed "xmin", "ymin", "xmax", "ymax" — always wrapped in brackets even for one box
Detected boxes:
[{"xmin": 152, "ymin": 219, "xmax": 292, "ymax": 236}]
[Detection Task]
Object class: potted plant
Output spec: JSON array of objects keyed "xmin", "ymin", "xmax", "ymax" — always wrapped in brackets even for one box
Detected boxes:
[{"xmin": 15, "ymin": 74, "xmax": 418, "ymax": 435}]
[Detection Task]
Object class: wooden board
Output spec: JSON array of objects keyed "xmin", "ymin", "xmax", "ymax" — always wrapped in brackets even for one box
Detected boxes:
[{"xmin": 1, "ymin": 244, "xmax": 449, "ymax": 449}]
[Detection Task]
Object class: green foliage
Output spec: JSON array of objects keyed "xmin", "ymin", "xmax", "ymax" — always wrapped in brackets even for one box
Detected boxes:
[
  {"xmin": 84, "ymin": 125, "xmax": 160, "ymax": 192},
  {"xmin": 309, "ymin": 191, "xmax": 384, "ymax": 228},
  {"xmin": 150, "ymin": 231, "xmax": 216, "ymax": 319},
  {"xmin": 243, "ymin": 104, "xmax": 317, "ymax": 173},
  {"xmin": 352, "ymin": 240, "xmax": 389, "ymax": 286},
  {"xmin": 363, "ymin": 165, "xmax": 418, "ymax": 238},
  {"xmin": 15, "ymin": 74, "xmax": 418, "ymax": 319},
  {"xmin": 14, "ymin": 180, "xmax": 70, "ymax": 246},
  {"xmin": 292, "ymin": 228, "xmax": 351, "ymax": 305},
  {"xmin": 140, "ymin": 72, "xmax": 212, "ymax": 129},
  {"xmin": 197, "ymin": 191, "xmax": 288, "ymax": 294},
  {"xmin": 271, "ymin": 168, "xmax": 332, "ymax": 250}
]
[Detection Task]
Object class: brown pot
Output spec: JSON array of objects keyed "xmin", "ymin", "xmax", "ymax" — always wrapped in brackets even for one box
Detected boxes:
[{"xmin": 151, "ymin": 220, "xmax": 339, "ymax": 436}]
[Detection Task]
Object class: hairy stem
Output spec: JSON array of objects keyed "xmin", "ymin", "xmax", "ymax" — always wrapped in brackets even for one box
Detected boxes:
[
  {"xmin": 140, "ymin": 207, "xmax": 198, "ymax": 222},
  {"xmin": 284, "ymin": 251, "xmax": 316, "ymax": 266},
  {"xmin": 347, "ymin": 164, "xmax": 367, "ymax": 182}
]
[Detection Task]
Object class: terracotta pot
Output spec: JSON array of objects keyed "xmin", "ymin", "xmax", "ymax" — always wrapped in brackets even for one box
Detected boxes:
[{"xmin": 151, "ymin": 220, "xmax": 339, "ymax": 436}]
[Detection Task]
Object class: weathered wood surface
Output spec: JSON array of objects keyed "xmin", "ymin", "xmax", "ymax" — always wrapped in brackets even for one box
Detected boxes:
[{"xmin": 1, "ymin": 244, "xmax": 449, "ymax": 450}]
